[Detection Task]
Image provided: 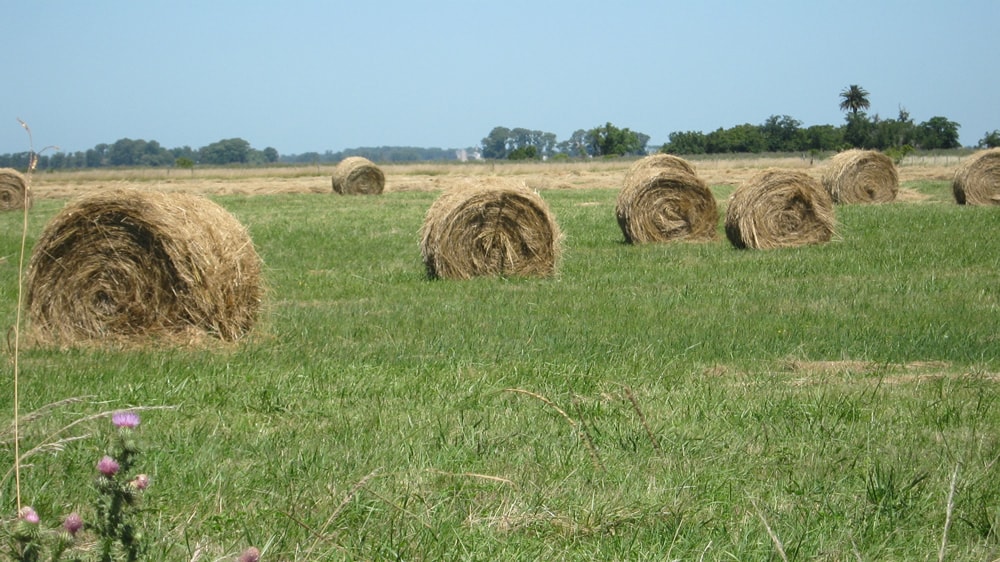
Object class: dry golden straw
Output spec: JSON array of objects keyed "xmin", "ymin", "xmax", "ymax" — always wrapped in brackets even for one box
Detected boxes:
[
  {"xmin": 26, "ymin": 188, "xmax": 263, "ymax": 346},
  {"xmin": 952, "ymin": 148, "xmax": 1000, "ymax": 205},
  {"xmin": 419, "ymin": 177, "xmax": 562, "ymax": 279},
  {"xmin": 0, "ymin": 168, "xmax": 31, "ymax": 211},
  {"xmin": 616, "ymin": 154, "xmax": 717, "ymax": 243},
  {"xmin": 331, "ymin": 156, "xmax": 385, "ymax": 195},
  {"xmin": 725, "ymin": 169, "xmax": 836, "ymax": 249},
  {"xmin": 821, "ymin": 149, "xmax": 898, "ymax": 204}
]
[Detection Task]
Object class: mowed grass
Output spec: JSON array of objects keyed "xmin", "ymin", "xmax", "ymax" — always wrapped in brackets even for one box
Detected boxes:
[{"xmin": 1, "ymin": 177, "xmax": 998, "ymax": 560}]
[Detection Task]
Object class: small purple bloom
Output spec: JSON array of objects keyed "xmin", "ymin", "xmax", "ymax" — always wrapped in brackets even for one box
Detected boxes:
[
  {"xmin": 63, "ymin": 512, "xmax": 83, "ymax": 535},
  {"xmin": 97, "ymin": 455, "xmax": 120, "ymax": 476},
  {"xmin": 112, "ymin": 411, "xmax": 140, "ymax": 429},
  {"xmin": 18, "ymin": 506, "xmax": 39, "ymax": 524},
  {"xmin": 238, "ymin": 547, "xmax": 261, "ymax": 562},
  {"xmin": 130, "ymin": 474, "xmax": 150, "ymax": 490}
]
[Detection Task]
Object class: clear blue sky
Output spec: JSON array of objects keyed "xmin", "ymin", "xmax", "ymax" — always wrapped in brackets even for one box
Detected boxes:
[{"xmin": 3, "ymin": 0, "xmax": 998, "ymax": 156}]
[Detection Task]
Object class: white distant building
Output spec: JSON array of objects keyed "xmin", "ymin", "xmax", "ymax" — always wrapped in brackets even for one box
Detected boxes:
[{"xmin": 455, "ymin": 148, "xmax": 483, "ymax": 162}]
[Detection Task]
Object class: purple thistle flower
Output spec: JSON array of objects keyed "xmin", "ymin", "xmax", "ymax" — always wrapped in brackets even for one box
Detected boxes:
[
  {"xmin": 97, "ymin": 455, "xmax": 120, "ymax": 476},
  {"xmin": 238, "ymin": 546, "xmax": 261, "ymax": 562},
  {"xmin": 18, "ymin": 506, "xmax": 39, "ymax": 524},
  {"xmin": 112, "ymin": 411, "xmax": 140, "ymax": 429},
  {"xmin": 63, "ymin": 512, "xmax": 83, "ymax": 535}
]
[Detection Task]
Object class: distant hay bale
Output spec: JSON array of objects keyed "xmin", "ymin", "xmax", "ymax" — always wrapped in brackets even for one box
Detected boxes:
[
  {"xmin": 623, "ymin": 153, "xmax": 697, "ymax": 184},
  {"xmin": 821, "ymin": 149, "xmax": 898, "ymax": 203},
  {"xmin": 725, "ymin": 169, "xmax": 836, "ymax": 249},
  {"xmin": 952, "ymin": 148, "xmax": 1000, "ymax": 205},
  {"xmin": 26, "ymin": 188, "xmax": 263, "ymax": 346},
  {"xmin": 332, "ymin": 156, "xmax": 385, "ymax": 195},
  {"xmin": 0, "ymin": 168, "xmax": 31, "ymax": 211},
  {"xmin": 419, "ymin": 178, "xmax": 561, "ymax": 279},
  {"xmin": 616, "ymin": 155, "xmax": 717, "ymax": 243}
]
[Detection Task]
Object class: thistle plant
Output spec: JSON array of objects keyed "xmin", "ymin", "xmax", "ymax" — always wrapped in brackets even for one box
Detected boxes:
[
  {"xmin": 92, "ymin": 411, "xmax": 149, "ymax": 562},
  {"xmin": 3, "ymin": 411, "xmax": 150, "ymax": 562}
]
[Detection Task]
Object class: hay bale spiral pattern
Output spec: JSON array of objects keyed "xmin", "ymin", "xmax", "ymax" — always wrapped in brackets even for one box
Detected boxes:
[
  {"xmin": 26, "ymin": 188, "xmax": 263, "ymax": 345},
  {"xmin": 332, "ymin": 156, "xmax": 385, "ymax": 195},
  {"xmin": 725, "ymin": 169, "xmax": 836, "ymax": 249},
  {"xmin": 616, "ymin": 154, "xmax": 717, "ymax": 243},
  {"xmin": 1, "ymin": 168, "xmax": 31, "ymax": 211},
  {"xmin": 952, "ymin": 148, "xmax": 1000, "ymax": 205},
  {"xmin": 821, "ymin": 149, "xmax": 898, "ymax": 204},
  {"xmin": 419, "ymin": 178, "xmax": 561, "ymax": 279}
]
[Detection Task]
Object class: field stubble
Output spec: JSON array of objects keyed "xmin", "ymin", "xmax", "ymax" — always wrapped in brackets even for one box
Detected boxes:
[{"xmin": 25, "ymin": 154, "xmax": 962, "ymax": 200}]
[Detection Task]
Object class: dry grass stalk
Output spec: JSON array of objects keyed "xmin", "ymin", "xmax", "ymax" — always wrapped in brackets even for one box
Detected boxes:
[
  {"xmin": 616, "ymin": 155, "xmax": 717, "ymax": 244},
  {"xmin": 952, "ymin": 148, "xmax": 1000, "ymax": 205},
  {"xmin": 725, "ymin": 169, "xmax": 836, "ymax": 249},
  {"xmin": 821, "ymin": 149, "xmax": 899, "ymax": 203},
  {"xmin": 420, "ymin": 178, "xmax": 562, "ymax": 279},
  {"xmin": 0, "ymin": 167, "xmax": 31, "ymax": 211},
  {"xmin": 25, "ymin": 188, "xmax": 263, "ymax": 346},
  {"xmin": 331, "ymin": 156, "xmax": 385, "ymax": 195}
]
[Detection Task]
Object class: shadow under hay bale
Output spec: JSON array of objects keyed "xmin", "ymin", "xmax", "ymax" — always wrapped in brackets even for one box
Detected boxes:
[
  {"xmin": 821, "ymin": 149, "xmax": 898, "ymax": 204},
  {"xmin": 952, "ymin": 148, "xmax": 1000, "ymax": 205},
  {"xmin": 616, "ymin": 155, "xmax": 717, "ymax": 244},
  {"xmin": 725, "ymin": 169, "xmax": 836, "ymax": 250},
  {"xmin": 419, "ymin": 178, "xmax": 562, "ymax": 280},
  {"xmin": 332, "ymin": 156, "xmax": 385, "ymax": 195},
  {"xmin": 0, "ymin": 167, "xmax": 31, "ymax": 211},
  {"xmin": 26, "ymin": 188, "xmax": 263, "ymax": 346}
]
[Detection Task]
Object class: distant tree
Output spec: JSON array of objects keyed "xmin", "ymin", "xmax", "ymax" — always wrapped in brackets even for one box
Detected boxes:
[
  {"xmin": 916, "ymin": 116, "xmax": 961, "ymax": 149},
  {"xmin": 843, "ymin": 113, "xmax": 875, "ymax": 148},
  {"xmin": 661, "ymin": 131, "xmax": 707, "ymax": 155},
  {"xmin": 761, "ymin": 115, "xmax": 803, "ymax": 152},
  {"xmin": 175, "ymin": 157, "xmax": 195, "ymax": 176},
  {"xmin": 199, "ymin": 138, "xmax": 251, "ymax": 165},
  {"xmin": 508, "ymin": 145, "xmax": 539, "ymax": 160},
  {"xmin": 556, "ymin": 129, "xmax": 589, "ymax": 157},
  {"xmin": 979, "ymin": 130, "xmax": 1000, "ymax": 148},
  {"xmin": 839, "ymin": 84, "xmax": 871, "ymax": 116},
  {"xmin": 262, "ymin": 147, "xmax": 279, "ymax": 163},
  {"xmin": 585, "ymin": 122, "xmax": 647, "ymax": 157},
  {"xmin": 481, "ymin": 126, "xmax": 511, "ymax": 159},
  {"xmin": 802, "ymin": 124, "xmax": 843, "ymax": 151}
]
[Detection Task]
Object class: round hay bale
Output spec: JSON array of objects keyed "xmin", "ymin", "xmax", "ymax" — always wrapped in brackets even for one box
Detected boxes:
[
  {"xmin": 0, "ymin": 168, "xmax": 31, "ymax": 211},
  {"xmin": 419, "ymin": 178, "xmax": 562, "ymax": 280},
  {"xmin": 725, "ymin": 169, "xmax": 836, "ymax": 250},
  {"xmin": 952, "ymin": 148, "xmax": 1000, "ymax": 205},
  {"xmin": 821, "ymin": 149, "xmax": 898, "ymax": 203},
  {"xmin": 332, "ymin": 156, "xmax": 385, "ymax": 195},
  {"xmin": 616, "ymin": 164, "xmax": 718, "ymax": 244},
  {"xmin": 25, "ymin": 188, "xmax": 263, "ymax": 345},
  {"xmin": 623, "ymin": 153, "xmax": 697, "ymax": 185}
]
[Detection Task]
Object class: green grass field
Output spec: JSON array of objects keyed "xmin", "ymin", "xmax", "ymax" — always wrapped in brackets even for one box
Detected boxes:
[{"xmin": 1, "ymin": 177, "xmax": 998, "ymax": 560}]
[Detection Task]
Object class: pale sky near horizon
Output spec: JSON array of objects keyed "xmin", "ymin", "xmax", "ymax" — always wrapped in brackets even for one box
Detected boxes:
[{"xmin": 3, "ymin": 0, "xmax": 998, "ymax": 156}]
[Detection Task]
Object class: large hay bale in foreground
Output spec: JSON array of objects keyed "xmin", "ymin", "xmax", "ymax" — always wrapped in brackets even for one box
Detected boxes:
[
  {"xmin": 725, "ymin": 169, "xmax": 836, "ymax": 249},
  {"xmin": 332, "ymin": 156, "xmax": 385, "ymax": 195},
  {"xmin": 0, "ymin": 168, "xmax": 31, "ymax": 211},
  {"xmin": 821, "ymin": 149, "xmax": 898, "ymax": 204},
  {"xmin": 616, "ymin": 155, "xmax": 717, "ymax": 243},
  {"xmin": 26, "ymin": 188, "xmax": 263, "ymax": 345},
  {"xmin": 420, "ymin": 178, "xmax": 561, "ymax": 279},
  {"xmin": 952, "ymin": 148, "xmax": 1000, "ymax": 205}
]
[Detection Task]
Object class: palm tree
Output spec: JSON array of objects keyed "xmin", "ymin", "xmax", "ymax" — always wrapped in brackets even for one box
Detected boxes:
[{"xmin": 839, "ymin": 85, "xmax": 871, "ymax": 115}]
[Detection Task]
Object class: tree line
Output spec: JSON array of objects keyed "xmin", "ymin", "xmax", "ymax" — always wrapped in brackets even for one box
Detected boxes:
[
  {"xmin": 0, "ymin": 137, "xmax": 279, "ymax": 171},
  {"xmin": 4, "ymin": 85, "xmax": 998, "ymax": 170}
]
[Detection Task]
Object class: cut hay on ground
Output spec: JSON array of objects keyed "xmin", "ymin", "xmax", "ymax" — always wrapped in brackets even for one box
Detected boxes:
[
  {"xmin": 0, "ymin": 168, "xmax": 31, "ymax": 211},
  {"xmin": 419, "ymin": 177, "xmax": 562, "ymax": 280},
  {"xmin": 26, "ymin": 188, "xmax": 263, "ymax": 346},
  {"xmin": 952, "ymin": 148, "xmax": 1000, "ymax": 205},
  {"xmin": 725, "ymin": 169, "xmax": 836, "ymax": 249},
  {"xmin": 821, "ymin": 149, "xmax": 898, "ymax": 203},
  {"xmin": 332, "ymin": 156, "xmax": 385, "ymax": 195},
  {"xmin": 616, "ymin": 155, "xmax": 717, "ymax": 243}
]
